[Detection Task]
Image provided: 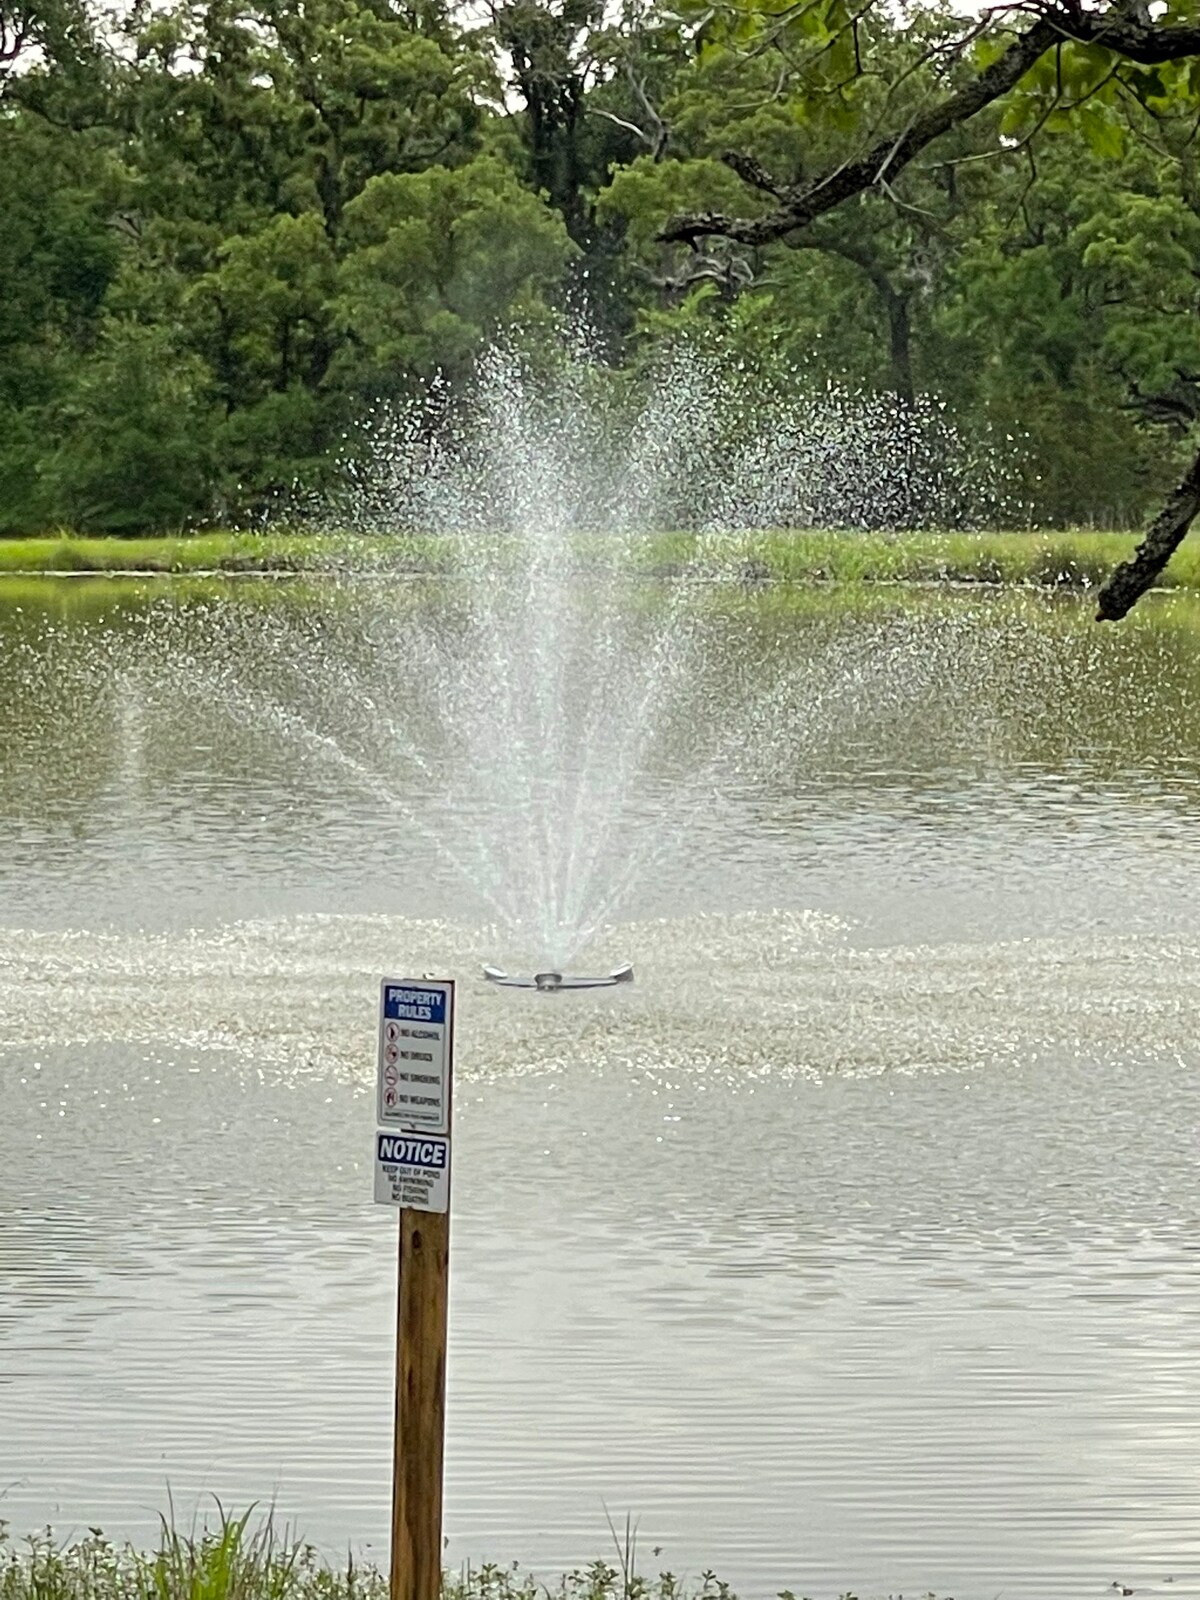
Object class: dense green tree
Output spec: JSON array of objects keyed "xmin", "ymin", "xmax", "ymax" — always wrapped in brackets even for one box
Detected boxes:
[
  {"xmin": 334, "ymin": 153, "xmax": 575, "ymax": 384},
  {"xmin": 7, "ymin": 0, "xmax": 1200, "ymax": 555},
  {"xmin": 39, "ymin": 320, "xmax": 220, "ymax": 532},
  {"xmin": 192, "ymin": 213, "xmax": 339, "ymax": 405},
  {"xmin": 487, "ymin": 0, "xmax": 602, "ymax": 242},
  {"xmin": 0, "ymin": 0, "xmax": 107, "ymax": 116},
  {"xmin": 0, "ymin": 113, "xmax": 122, "ymax": 531},
  {"xmin": 0, "ymin": 0, "xmax": 576, "ymax": 527},
  {"xmin": 262, "ymin": 0, "xmax": 491, "ymax": 237}
]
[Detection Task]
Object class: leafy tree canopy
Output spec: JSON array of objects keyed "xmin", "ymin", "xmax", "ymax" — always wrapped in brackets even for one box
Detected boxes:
[{"xmin": 6, "ymin": 0, "xmax": 1200, "ymax": 597}]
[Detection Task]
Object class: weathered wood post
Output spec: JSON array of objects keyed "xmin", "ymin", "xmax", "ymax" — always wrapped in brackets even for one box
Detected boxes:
[{"xmin": 372, "ymin": 979, "xmax": 456, "ymax": 1600}]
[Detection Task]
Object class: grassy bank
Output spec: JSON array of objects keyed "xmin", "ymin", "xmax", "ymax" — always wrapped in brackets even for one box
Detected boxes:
[
  {"xmin": 0, "ymin": 1511, "xmax": 901, "ymax": 1600},
  {"xmin": 0, "ymin": 527, "xmax": 1171, "ymax": 590},
  {"xmin": 727, "ymin": 528, "xmax": 1156, "ymax": 588},
  {"xmin": 0, "ymin": 532, "xmax": 393, "ymax": 575}
]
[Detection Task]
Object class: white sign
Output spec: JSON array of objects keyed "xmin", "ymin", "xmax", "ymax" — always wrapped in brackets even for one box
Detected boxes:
[
  {"xmin": 374, "ymin": 1131, "xmax": 451, "ymax": 1213},
  {"xmin": 377, "ymin": 978, "xmax": 454, "ymax": 1133}
]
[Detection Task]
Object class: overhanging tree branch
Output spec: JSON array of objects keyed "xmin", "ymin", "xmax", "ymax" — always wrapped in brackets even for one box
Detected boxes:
[
  {"xmin": 1095, "ymin": 445, "xmax": 1200, "ymax": 618},
  {"xmin": 659, "ymin": 15, "xmax": 1062, "ymax": 246},
  {"xmin": 659, "ymin": 7, "xmax": 1200, "ymax": 252},
  {"xmin": 1063, "ymin": 9, "xmax": 1200, "ymax": 63}
]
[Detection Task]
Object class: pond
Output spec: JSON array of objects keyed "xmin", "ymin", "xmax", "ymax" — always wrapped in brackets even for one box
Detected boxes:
[{"xmin": 2, "ymin": 574, "xmax": 1200, "ymax": 1600}]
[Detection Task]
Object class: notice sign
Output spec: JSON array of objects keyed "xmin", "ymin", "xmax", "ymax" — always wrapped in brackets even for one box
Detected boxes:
[
  {"xmin": 378, "ymin": 978, "xmax": 453, "ymax": 1133},
  {"xmin": 374, "ymin": 1131, "xmax": 450, "ymax": 1213}
]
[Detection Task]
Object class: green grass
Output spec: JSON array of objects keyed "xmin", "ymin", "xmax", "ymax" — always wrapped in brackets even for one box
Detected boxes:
[
  {"xmin": 0, "ymin": 532, "xmax": 445, "ymax": 575},
  {"xmin": 639, "ymin": 527, "xmax": 1176, "ymax": 589},
  {"xmin": 0, "ymin": 526, "xmax": 1191, "ymax": 595},
  {"xmin": 0, "ymin": 1510, "xmax": 915, "ymax": 1600}
]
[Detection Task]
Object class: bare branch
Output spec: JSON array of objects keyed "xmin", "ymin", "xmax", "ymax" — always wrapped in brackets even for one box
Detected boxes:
[
  {"xmin": 588, "ymin": 104, "xmax": 656, "ymax": 143},
  {"xmin": 624, "ymin": 60, "xmax": 668, "ymax": 157},
  {"xmin": 878, "ymin": 173, "xmax": 943, "ymax": 224}
]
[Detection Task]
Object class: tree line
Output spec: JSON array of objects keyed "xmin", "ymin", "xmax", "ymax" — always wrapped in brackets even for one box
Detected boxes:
[{"xmin": 6, "ymin": 0, "xmax": 1200, "ymax": 562}]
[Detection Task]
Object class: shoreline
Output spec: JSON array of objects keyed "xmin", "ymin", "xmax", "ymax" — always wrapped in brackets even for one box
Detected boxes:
[
  {"xmin": 0, "ymin": 1514, "xmax": 945, "ymax": 1600},
  {"xmin": 0, "ymin": 528, "xmax": 1169, "ymax": 591}
]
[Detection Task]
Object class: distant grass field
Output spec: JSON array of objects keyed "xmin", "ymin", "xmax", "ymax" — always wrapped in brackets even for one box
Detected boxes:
[
  {"xmin": 0, "ymin": 531, "xmax": 391, "ymax": 574},
  {"xmin": 0, "ymin": 526, "xmax": 1182, "ymax": 592}
]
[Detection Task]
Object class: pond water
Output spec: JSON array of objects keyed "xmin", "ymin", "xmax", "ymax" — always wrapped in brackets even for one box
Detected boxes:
[{"xmin": 3, "ymin": 575, "xmax": 1200, "ymax": 1600}]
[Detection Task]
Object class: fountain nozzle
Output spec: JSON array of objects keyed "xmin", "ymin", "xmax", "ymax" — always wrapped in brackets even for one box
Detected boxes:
[{"xmin": 484, "ymin": 962, "xmax": 634, "ymax": 992}]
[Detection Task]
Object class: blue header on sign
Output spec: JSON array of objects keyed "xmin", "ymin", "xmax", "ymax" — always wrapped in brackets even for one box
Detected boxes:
[
  {"xmin": 383, "ymin": 984, "xmax": 447, "ymax": 1025},
  {"xmin": 377, "ymin": 1132, "xmax": 449, "ymax": 1168}
]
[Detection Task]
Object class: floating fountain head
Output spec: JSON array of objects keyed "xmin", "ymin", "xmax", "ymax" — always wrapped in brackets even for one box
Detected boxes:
[{"xmin": 483, "ymin": 961, "xmax": 635, "ymax": 992}]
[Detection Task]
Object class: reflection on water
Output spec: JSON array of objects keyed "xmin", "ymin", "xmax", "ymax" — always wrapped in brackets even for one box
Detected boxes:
[{"xmin": 4, "ymin": 578, "xmax": 1200, "ymax": 1598}]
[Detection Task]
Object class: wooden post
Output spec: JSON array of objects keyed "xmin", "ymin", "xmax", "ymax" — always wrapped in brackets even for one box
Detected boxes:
[
  {"xmin": 390, "ymin": 1204, "xmax": 451, "ymax": 1600},
  {"xmin": 375, "ymin": 976, "xmax": 454, "ymax": 1600}
]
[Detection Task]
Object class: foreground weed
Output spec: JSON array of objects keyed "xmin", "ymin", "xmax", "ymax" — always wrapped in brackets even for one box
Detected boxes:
[
  {"xmin": 443, "ymin": 1563, "xmax": 743, "ymax": 1600},
  {"xmin": 0, "ymin": 1509, "xmax": 385, "ymax": 1600},
  {"xmin": 1, "ymin": 1515, "xmax": 950, "ymax": 1600}
]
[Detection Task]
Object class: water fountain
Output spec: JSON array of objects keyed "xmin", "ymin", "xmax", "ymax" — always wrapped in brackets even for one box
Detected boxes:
[{"xmin": 239, "ymin": 338, "xmax": 1021, "ymax": 976}]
